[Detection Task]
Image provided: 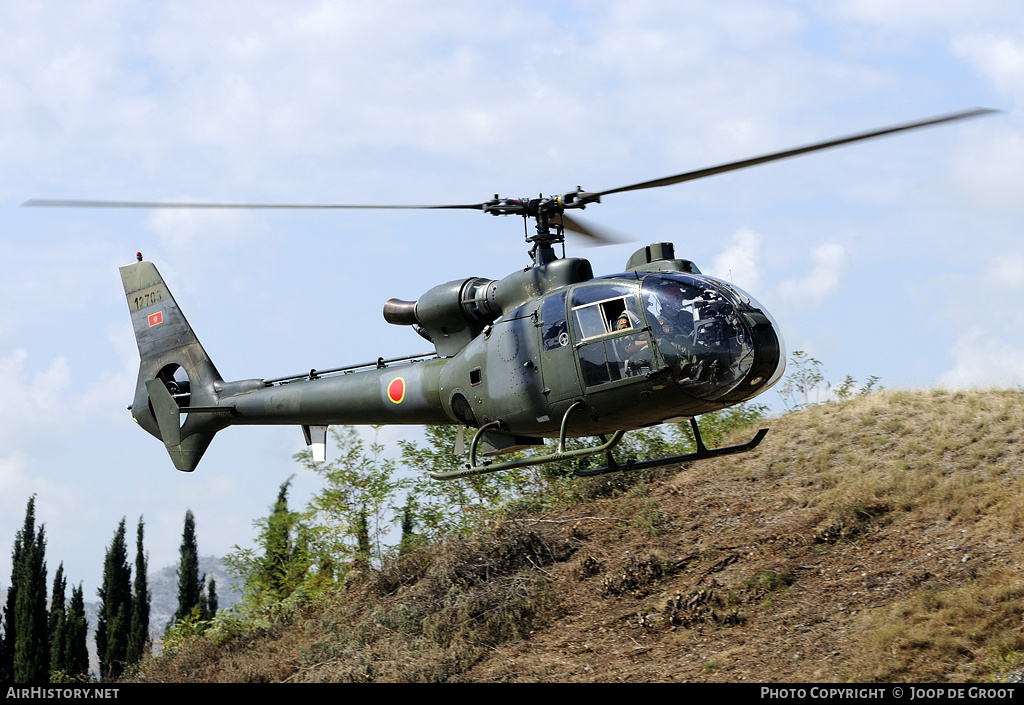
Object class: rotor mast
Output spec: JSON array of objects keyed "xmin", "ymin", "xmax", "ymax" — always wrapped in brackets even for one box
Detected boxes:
[{"xmin": 479, "ymin": 188, "xmax": 601, "ymax": 266}]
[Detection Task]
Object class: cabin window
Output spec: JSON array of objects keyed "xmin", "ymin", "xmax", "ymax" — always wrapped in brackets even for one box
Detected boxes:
[
  {"xmin": 577, "ymin": 333, "xmax": 652, "ymax": 387},
  {"xmin": 570, "ymin": 289, "xmax": 641, "ymax": 341},
  {"xmin": 570, "ymin": 284, "xmax": 650, "ymax": 387},
  {"xmin": 541, "ymin": 292, "xmax": 569, "ymax": 351}
]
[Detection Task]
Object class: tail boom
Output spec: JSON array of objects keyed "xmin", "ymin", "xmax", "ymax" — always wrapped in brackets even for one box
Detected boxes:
[{"xmin": 121, "ymin": 258, "xmax": 450, "ymax": 472}]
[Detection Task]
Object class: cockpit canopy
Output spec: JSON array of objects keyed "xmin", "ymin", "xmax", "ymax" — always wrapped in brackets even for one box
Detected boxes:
[
  {"xmin": 551, "ymin": 272, "xmax": 784, "ymax": 403},
  {"xmin": 642, "ymin": 273, "xmax": 784, "ymax": 401}
]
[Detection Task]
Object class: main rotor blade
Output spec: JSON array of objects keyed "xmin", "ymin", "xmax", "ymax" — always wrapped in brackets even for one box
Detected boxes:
[
  {"xmin": 23, "ymin": 108, "xmax": 997, "ymax": 216},
  {"xmin": 553, "ymin": 212, "xmax": 624, "ymax": 245},
  {"xmin": 590, "ymin": 107, "xmax": 999, "ymax": 199},
  {"xmin": 21, "ymin": 199, "xmax": 488, "ymax": 210}
]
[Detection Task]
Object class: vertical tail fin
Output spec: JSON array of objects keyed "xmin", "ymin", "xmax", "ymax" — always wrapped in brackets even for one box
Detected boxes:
[{"xmin": 120, "ymin": 259, "xmax": 227, "ymax": 472}]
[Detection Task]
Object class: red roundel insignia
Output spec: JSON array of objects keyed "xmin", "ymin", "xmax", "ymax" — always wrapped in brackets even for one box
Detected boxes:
[{"xmin": 387, "ymin": 377, "xmax": 406, "ymax": 404}]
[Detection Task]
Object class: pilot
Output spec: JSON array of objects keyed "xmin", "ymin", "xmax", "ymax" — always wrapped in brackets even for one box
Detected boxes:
[
  {"xmin": 614, "ymin": 309, "xmax": 637, "ymax": 331},
  {"xmin": 609, "ymin": 307, "xmax": 650, "ymax": 377},
  {"xmin": 652, "ymin": 310, "xmax": 703, "ymax": 381}
]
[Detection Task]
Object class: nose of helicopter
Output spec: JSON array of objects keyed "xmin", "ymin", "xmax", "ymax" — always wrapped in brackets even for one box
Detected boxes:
[{"xmin": 642, "ymin": 273, "xmax": 784, "ymax": 403}]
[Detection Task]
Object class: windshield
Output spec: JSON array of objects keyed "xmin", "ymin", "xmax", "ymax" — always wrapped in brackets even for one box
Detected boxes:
[{"xmin": 641, "ymin": 273, "xmax": 758, "ymax": 401}]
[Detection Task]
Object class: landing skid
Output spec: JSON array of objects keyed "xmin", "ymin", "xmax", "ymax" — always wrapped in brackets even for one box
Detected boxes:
[
  {"xmin": 573, "ymin": 418, "xmax": 768, "ymax": 477},
  {"xmin": 430, "ymin": 401, "xmax": 767, "ymax": 480}
]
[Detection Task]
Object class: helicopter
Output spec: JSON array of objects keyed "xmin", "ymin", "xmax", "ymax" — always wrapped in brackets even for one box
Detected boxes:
[{"xmin": 26, "ymin": 108, "xmax": 995, "ymax": 479}]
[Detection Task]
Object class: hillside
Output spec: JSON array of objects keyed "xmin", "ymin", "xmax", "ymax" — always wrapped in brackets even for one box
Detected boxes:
[{"xmin": 133, "ymin": 389, "xmax": 1024, "ymax": 683}]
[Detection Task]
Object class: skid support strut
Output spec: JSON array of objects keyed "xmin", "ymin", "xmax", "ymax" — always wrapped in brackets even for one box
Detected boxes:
[{"xmin": 430, "ymin": 401, "xmax": 625, "ymax": 480}]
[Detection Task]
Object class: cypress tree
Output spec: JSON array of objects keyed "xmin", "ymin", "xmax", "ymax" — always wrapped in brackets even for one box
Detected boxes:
[
  {"xmin": 261, "ymin": 477, "xmax": 302, "ymax": 600},
  {"xmin": 97, "ymin": 519, "xmax": 132, "ymax": 679},
  {"xmin": 64, "ymin": 585, "xmax": 88, "ymax": 680},
  {"xmin": 0, "ymin": 533, "xmax": 19, "ymax": 682},
  {"xmin": 399, "ymin": 495, "xmax": 416, "ymax": 555},
  {"xmin": 48, "ymin": 563, "xmax": 67, "ymax": 678},
  {"xmin": 205, "ymin": 577, "xmax": 218, "ymax": 619},
  {"xmin": 355, "ymin": 508, "xmax": 371, "ymax": 569},
  {"xmin": 173, "ymin": 510, "xmax": 201, "ymax": 624},
  {"xmin": 12, "ymin": 496, "xmax": 49, "ymax": 683},
  {"xmin": 126, "ymin": 516, "xmax": 150, "ymax": 665},
  {"xmin": 226, "ymin": 478, "xmax": 312, "ymax": 606}
]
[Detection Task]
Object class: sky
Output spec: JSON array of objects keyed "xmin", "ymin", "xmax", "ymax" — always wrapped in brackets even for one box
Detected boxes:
[{"xmin": 1, "ymin": 0, "xmax": 1023, "ymax": 597}]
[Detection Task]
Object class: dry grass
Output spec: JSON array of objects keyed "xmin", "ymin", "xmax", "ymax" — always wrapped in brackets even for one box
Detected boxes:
[
  {"xmin": 848, "ymin": 569, "xmax": 1024, "ymax": 682},
  {"xmin": 130, "ymin": 389, "xmax": 1024, "ymax": 682}
]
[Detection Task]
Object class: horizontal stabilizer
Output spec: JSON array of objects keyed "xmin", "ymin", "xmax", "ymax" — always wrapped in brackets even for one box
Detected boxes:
[{"xmin": 146, "ymin": 378, "xmax": 181, "ymax": 447}]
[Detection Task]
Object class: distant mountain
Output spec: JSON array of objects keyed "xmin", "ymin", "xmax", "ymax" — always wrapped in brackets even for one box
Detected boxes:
[{"xmin": 148, "ymin": 555, "xmax": 242, "ymax": 634}]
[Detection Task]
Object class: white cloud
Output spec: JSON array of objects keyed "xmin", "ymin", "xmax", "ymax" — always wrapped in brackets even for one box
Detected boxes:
[
  {"xmin": 936, "ymin": 254, "xmax": 1024, "ymax": 389},
  {"xmin": 954, "ymin": 34, "xmax": 1024, "ymax": 97},
  {"xmin": 145, "ymin": 206, "xmax": 269, "ymax": 260},
  {"xmin": 989, "ymin": 255, "xmax": 1024, "ymax": 290},
  {"xmin": 774, "ymin": 243, "xmax": 849, "ymax": 310},
  {"xmin": 0, "ymin": 347, "xmax": 69, "ymax": 558},
  {"xmin": 946, "ymin": 126, "xmax": 1024, "ymax": 213},
  {"xmin": 76, "ymin": 324, "xmax": 145, "ymax": 426},
  {"xmin": 938, "ymin": 327, "xmax": 1024, "ymax": 389},
  {"xmin": 0, "ymin": 1, "xmax": 897, "ymax": 202},
  {"xmin": 0, "ymin": 348, "xmax": 71, "ymax": 443},
  {"xmin": 832, "ymin": 0, "xmax": 1024, "ymax": 33},
  {"xmin": 0, "ymin": 454, "xmax": 38, "ymax": 523},
  {"xmin": 708, "ymin": 227, "xmax": 763, "ymax": 292}
]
